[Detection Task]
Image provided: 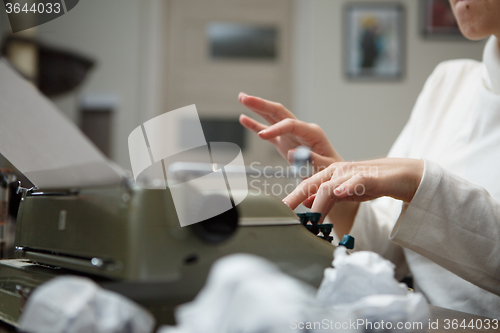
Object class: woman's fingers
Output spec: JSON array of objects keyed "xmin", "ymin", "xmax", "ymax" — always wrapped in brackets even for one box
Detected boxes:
[
  {"xmin": 285, "ymin": 158, "xmax": 424, "ymax": 219},
  {"xmin": 309, "ymin": 151, "xmax": 336, "ymax": 171},
  {"xmin": 283, "ymin": 171, "xmax": 327, "ymax": 209},
  {"xmin": 257, "ymin": 118, "xmax": 321, "ymax": 147},
  {"xmin": 308, "ymin": 168, "xmax": 356, "ymax": 220},
  {"xmin": 302, "ymin": 195, "xmax": 316, "ymax": 208},
  {"xmin": 309, "ymin": 182, "xmax": 339, "ymax": 222},
  {"xmin": 239, "ymin": 93, "xmax": 276, "ymax": 124},
  {"xmin": 286, "ymin": 150, "xmax": 334, "ymax": 175},
  {"xmin": 283, "ymin": 164, "xmax": 346, "ymax": 209},
  {"xmin": 238, "ymin": 92, "xmax": 340, "ymax": 163},
  {"xmin": 239, "ymin": 114, "xmax": 267, "ymax": 133},
  {"xmin": 334, "ymin": 173, "xmax": 370, "ymax": 198},
  {"xmin": 333, "ymin": 173, "xmax": 381, "ymax": 203},
  {"xmin": 239, "ymin": 114, "xmax": 279, "ymax": 146},
  {"xmin": 258, "ymin": 118, "xmax": 301, "ymax": 139},
  {"xmin": 239, "ymin": 92, "xmax": 296, "ymax": 123},
  {"xmin": 312, "ymin": 196, "xmax": 338, "ymax": 224},
  {"xmin": 284, "ymin": 162, "xmax": 357, "ymax": 207},
  {"xmin": 301, "ymin": 194, "xmax": 336, "ymax": 224}
]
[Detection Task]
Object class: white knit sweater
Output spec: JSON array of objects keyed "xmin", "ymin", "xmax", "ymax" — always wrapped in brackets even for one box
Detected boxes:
[{"xmin": 348, "ymin": 35, "xmax": 500, "ymax": 318}]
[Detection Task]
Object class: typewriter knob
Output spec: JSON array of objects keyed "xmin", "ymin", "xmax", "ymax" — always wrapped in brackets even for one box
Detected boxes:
[
  {"xmin": 192, "ymin": 194, "xmax": 239, "ymax": 244},
  {"xmin": 338, "ymin": 234, "xmax": 355, "ymax": 249}
]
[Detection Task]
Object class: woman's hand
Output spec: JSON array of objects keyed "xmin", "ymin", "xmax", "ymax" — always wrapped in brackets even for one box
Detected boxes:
[
  {"xmin": 283, "ymin": 158, "xmax": 424, "ymax": 222},
  {"xmin": 238, "ymin": 92, "xmax": 342, "ymax": 169}
]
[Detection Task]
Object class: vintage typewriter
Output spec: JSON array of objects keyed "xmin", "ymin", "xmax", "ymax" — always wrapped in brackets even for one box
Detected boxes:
[{"xmin": 0, "ymin": 59, "xmax": 340, "ymax": 327}]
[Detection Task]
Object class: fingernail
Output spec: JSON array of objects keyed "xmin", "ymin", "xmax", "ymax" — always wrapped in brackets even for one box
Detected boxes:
[
  {"xmin": 258, "ymin": 129, "xmax": 267, "ymax": 135},
  {"xmin": 334, "ymin": 185, "xmax": 344, "ymax": 194}
]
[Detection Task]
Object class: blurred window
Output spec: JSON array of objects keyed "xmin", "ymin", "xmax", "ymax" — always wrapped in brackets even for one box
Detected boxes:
[{"xmin": 207, "ymin": 22, "xmax": 278, "ymax": 60}]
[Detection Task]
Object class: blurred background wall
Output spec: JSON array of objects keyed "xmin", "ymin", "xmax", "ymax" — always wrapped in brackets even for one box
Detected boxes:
[
  {"xmin": 292, "ymin": 0, "xmax": 485, "ymax": 160},
  {"xmin": 0, "ymin": 0, "xmax": 486, "ymax": 172}
]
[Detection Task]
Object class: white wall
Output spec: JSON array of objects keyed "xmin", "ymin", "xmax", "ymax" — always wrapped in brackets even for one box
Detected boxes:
[
  {"xmin": 292, "ymin": 0, "xmax": 486, "ymax": 161},
  {"xmin": 2, "ymin": 0, "xmax": 487, "ymax": 169},
  {"xmin": 35, "ymin": 0, "xmax": 160, "ymax": 168}
]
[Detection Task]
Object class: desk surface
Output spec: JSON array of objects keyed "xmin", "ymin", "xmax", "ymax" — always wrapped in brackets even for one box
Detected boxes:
[{"xmin": 0, "ymin": 305, "xmax": 495, "ymax": 333}]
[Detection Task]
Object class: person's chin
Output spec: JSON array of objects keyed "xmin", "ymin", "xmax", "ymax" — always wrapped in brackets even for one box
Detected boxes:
[{"xmin": 458, "ymin": 24, "xmax": 489, "ymax": 40}]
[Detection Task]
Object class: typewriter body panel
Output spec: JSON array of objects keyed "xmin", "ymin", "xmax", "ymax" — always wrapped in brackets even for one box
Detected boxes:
[{"xmin": 0, "ymin": 186, "xmax": 335, "ymax": 326}]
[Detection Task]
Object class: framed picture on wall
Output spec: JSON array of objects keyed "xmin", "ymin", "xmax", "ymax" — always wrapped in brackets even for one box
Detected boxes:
[
  {"xmin": 344, "ymin": 3, "xmax": 404, "ymax": 80},
  {"xmin": 420, "ymin": 0, "xmax": 463, "ymax": 38}
]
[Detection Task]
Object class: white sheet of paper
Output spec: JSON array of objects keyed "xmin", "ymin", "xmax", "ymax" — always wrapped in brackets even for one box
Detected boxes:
[{"xmin": 0, "ymin": 58, "xmax": 122, "ymax": 189}]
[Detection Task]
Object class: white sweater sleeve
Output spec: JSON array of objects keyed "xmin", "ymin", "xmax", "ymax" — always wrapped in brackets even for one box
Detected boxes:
[
  {"xmin": 390, "ymin": 160, "xmax": 500, "ymax": 296},
  {"xmin": 345, "ymin": 63, "xmax": 449, "ymax": 280},
  {"xmin": 348, "ymin": 199, "xmax": 409, "ymax": 280},
  {"xmin": 346, "ymin": 100, "xmax": 416, "ymax": 280}
]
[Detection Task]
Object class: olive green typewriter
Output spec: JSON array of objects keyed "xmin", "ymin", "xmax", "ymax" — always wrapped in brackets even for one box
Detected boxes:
[{"xmin": 0, "ymin": 59, "xmax": 338, "ymax": 327}]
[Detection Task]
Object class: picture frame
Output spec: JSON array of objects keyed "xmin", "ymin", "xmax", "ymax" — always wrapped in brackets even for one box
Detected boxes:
[
  {"xmin": 344, "ymin": 3, "xmax": 405, "ymax": 80},
  {"xmin": 420, "ymin": 0, "xmax": 463, "ymax": 39}
]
